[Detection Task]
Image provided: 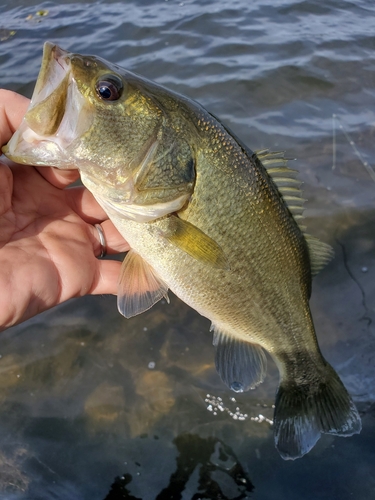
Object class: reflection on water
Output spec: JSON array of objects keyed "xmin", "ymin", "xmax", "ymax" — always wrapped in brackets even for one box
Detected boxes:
[
  {"xmin": 1, "ymin": 0, "xmax": 375, "ymax": 498},
  {"xmin": 0, "ymin": 295, "xmax": 279, "ymax": 499}
]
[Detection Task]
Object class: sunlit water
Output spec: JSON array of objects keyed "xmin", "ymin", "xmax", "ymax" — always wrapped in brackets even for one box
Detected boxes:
[{"xmin": 1, "ymin": 0, "xmax": 375, "ymax": 498}]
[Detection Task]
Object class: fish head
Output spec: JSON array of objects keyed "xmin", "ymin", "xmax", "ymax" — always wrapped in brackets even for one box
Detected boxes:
[{"xmin": 3, "ymin": 42, "xmax": 196, "ymax": 221}]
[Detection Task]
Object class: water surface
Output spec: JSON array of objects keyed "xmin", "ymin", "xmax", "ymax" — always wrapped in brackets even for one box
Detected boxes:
[{"xmin": 1, "ymin": 0, "xmax": 375, "ymax": 498}]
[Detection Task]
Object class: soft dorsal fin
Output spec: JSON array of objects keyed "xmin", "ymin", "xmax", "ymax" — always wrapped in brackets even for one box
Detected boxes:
[
  {"xmin": 212, "ymin": 325, "xmax": 267, "ymax": 392},
  {"xmin": 256, "ymin": 149, "xmax": 334, "ymax": 275},
  {"xmin": 304, "ymin": 234, "xmax": 335, "ymax": 276},
  {"xmin": 117, "ymin": 250, "xmax": 169, "ymax": 318}
]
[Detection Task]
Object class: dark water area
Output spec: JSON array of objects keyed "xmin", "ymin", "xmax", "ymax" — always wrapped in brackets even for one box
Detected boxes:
[{"xmin": 1, "ymin": 0, "xmax": 375, "ymax": 498}]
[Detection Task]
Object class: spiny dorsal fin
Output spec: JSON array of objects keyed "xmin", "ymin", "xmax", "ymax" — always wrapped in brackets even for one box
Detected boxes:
[
  {"xmin": 256, "ymin": 150, "xmax": 306, "ymax": 220},
  {"xmin": 256, "ymin": 150, "xmax": 334, "ymax": 275}
]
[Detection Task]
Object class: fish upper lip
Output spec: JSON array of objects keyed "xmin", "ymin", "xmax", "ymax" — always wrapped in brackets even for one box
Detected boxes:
[
  {"xmin": 28, "ymin": 43, "xmax": 72, "ymax": 113},
  {"xmin": 51, "ymin": 43, "xmax": 69, "ymax": 61}
]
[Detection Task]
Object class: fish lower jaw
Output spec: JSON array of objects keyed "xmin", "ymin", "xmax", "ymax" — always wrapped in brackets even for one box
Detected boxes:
[{"xmin": 5, "ymin": 126, "xmax": 72, "ymax": 168}]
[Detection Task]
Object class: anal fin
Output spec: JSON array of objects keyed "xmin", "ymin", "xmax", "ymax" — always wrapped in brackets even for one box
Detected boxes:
[
  {"xmin": 212, "ymin": 326, "xmax": 267, "ymax": 392},
  {"xmin": 117, "ymin": 250, "xmax": 169, "ymax": 318}
]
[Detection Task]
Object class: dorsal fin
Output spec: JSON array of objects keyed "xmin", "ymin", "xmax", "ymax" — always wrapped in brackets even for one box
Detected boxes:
[
  {"xmin": 256, "ymin": 150, "xmax": 334, "ymax": 275},
  {"xmin": 304, "ymin": 234, "xmax": 335, "ymax": 276},
  {"xmin": 256, "ymin": 150, "xmax": 305, "ymax": 220}
]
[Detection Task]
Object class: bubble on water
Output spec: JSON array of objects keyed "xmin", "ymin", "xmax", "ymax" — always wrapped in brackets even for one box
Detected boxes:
[
  {"xmin": 204, "ymin": 394, "xmax": 274, "ymax": 424},
  {"xmin": 148, "ymin": 361, "xmax": 155, "ymax": 369},
  {"xmin": 250, "ymin": 414, "xmax": 273, "ymax": 425},
  {"xmin": 205, "ymin": 394, "xmax": 250, "ymax": 421}
]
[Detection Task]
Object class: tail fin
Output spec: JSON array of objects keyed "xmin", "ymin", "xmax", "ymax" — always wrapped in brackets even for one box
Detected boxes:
[{"xmin": 273, "ymin": 363, "xmax": 361, "ymax": 460}]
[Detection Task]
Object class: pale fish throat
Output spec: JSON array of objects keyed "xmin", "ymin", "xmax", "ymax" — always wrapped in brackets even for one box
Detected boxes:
[{"xmin": 82, "ymin": 170, "xmax": 191, "ymax": 223}]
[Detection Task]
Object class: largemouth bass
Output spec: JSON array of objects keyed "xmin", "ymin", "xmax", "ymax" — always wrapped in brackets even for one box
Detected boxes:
[{"xmin": 3, "ymin": 42, "xmax": 361, "ymax": 459}]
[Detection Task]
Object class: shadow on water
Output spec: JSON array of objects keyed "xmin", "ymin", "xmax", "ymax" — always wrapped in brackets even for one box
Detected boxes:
[{"xmin": 105, "ymin": 434, "xmax": 254, "ymax": 500}]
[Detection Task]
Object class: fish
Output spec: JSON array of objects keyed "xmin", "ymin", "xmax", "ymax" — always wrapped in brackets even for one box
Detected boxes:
[{"xmin": 3, "ymin": 42, "xmax": 361, "ymax": 460}]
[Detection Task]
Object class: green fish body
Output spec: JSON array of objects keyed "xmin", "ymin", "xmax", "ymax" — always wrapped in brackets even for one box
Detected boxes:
[{"xmin": 3, "ymin": 43, "xmax": 361, "ymax": 459}]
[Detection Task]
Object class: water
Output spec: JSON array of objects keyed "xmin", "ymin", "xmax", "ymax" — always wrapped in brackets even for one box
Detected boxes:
[{"xmin": 1, "ymin": 0, "xmax": 375, "ymax": 498}]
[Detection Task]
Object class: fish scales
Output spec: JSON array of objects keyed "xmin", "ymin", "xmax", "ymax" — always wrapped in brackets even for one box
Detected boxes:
[
  {"xmin": 117, "ymin": 120, "xmax": 307, "ymax": 346},
  {"xmin": 3, "ymin": 42, "xmax": 361, "ymax": 460}
]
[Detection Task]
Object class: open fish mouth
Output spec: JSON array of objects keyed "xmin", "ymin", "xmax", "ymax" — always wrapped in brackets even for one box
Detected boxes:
[{"xmin": 3, "ymin": 42, "xmax": 90, "ymax": 168}]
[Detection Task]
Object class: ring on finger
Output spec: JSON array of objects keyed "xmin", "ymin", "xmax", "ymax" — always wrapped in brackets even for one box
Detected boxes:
[{"xmin": 95, "ymin": 223, "xmax": 107, "ymax": 258}]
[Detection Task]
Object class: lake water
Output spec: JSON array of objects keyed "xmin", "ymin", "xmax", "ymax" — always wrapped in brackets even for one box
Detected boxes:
[{"xmin": 1, "ymin": 0, "xmax": 375, "ymax": 498}]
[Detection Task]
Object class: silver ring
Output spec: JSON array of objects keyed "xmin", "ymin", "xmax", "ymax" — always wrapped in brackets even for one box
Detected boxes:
[{"xmin": 95, "ymin": 224, "xmax": 107, "ymax": 258}]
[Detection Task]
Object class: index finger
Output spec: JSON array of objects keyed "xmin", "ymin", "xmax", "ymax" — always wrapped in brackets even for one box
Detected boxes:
[{"xmin": 0, "ymin": 89, "xmax": 29, "ymax": 146}]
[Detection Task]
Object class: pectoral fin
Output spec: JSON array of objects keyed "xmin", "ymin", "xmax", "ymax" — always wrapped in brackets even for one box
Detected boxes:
[
  {"xmin": 162, "ymin": 215, "xmax": 228, "ymax": 269},
  {"xmin": 212, "ymin": 326, "xmax": 267, "ymax": 392},
  {"xmin": 117, "ymin": 250, "xmax": 169, "ymax": 318}
]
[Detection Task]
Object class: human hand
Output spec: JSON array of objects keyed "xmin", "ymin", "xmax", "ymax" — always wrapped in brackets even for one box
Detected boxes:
[{"xmin": 0, "ymin": 89, "xmax": 129, "ymax": 331}]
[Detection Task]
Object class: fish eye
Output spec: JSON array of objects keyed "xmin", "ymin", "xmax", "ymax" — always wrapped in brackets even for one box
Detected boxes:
[{"xmin": 95, "ymin": 74, "xmax": 123, "ymax": 101}]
